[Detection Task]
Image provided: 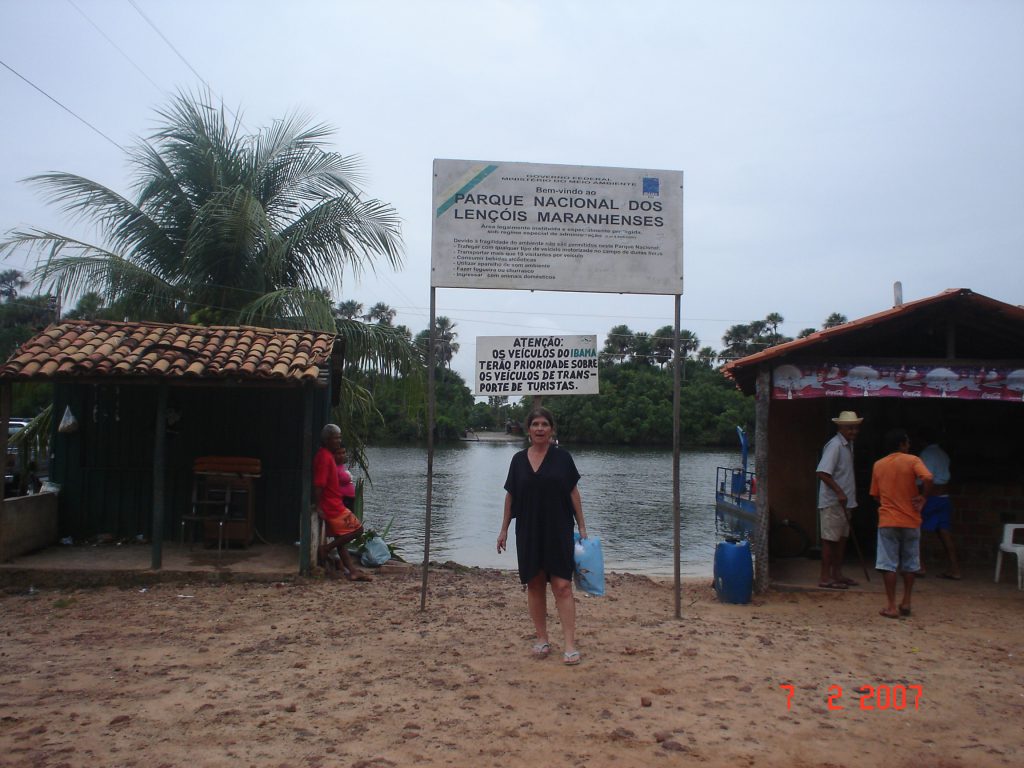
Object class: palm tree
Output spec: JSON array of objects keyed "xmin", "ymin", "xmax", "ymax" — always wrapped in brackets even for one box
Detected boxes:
[
  {"xmin": 1, "ymin": 90, "xmax": 404, "ymax": 332},
  {"xmin": 764, "ymin": 312, "xmax": 783, "ymax": 337},
  {"xmin": 0, "ymin": 270, "xmax": 29, "ymax": 301},
  {"xmin": 652, "ymin": 325, "xmax": 675, "ymax": 368},
  {"xmin": 696, "ymin": 346, "xmax": 718, "ymax": 369},
  {"xmin": 651, "ymin": 326, "xmax": 699, "ymax": 368},
  {"xmin": 603, "ymin": 324, "xmax": 634, "ymax": 363},
  {"xmin": 823, "ymin": 312, "xmax": 848, "ymax": 329},
  {"xmin": 632, "ymin": 331, "xmax": 654, "ymax": 366},
  {"xmin": 413, "ymin": 316, "xmax": 461, "ymax": 371},
  {"xmin": 679, "ymin": 329, "xmax": 700, "ymax": 357},
  {"xmin": 335, "ymin": 299, "xmax": 364, "ymax": 320},
  {"xmin": 365, "ymin": 301, "xmax": 397, "ymax": 326},
  {"xmin": 434, "ymin": 316, "xmax": 459, "ymax": 369},
  {"xmin": 721, "ymin": 323, "xmax": 753, "ymax": 361}
]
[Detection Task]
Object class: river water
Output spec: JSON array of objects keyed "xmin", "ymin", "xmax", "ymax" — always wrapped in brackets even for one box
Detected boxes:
[{"xmin": 357, "ymin": 441, "xmax": 737, "ymax": 577}]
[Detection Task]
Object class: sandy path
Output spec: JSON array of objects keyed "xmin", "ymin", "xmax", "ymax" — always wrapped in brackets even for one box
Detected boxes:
[{"xmin": 1, "ymin": 567, "xmax": 1021, "ymax": 767}]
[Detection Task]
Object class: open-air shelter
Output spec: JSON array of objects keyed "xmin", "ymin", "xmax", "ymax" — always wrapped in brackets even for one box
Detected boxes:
[
  {"xmin": 0, "ymin": 319, "xmax": 340, "ymax": 573},
  {"xmin": 722, "ymin": 288, "xmax": 1024, "ymax": 587}
]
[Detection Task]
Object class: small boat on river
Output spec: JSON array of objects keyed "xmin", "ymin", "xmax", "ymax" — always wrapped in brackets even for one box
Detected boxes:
[{"xmin": 715, "ymin": 427, "xmax": 758, "ymax": 539}]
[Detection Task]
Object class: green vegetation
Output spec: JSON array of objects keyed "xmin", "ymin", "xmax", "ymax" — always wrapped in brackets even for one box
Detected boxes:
[
  {"xmin": 546, "ymin": 356, "xmax": 753, "ymax": 447},
  {"xmin": 0, "ymin": 91, "xmax": 417, "ymax": 458},
  {"xmin": 0, "ymin": 90, "xmax": 849, "ymax": 452}
]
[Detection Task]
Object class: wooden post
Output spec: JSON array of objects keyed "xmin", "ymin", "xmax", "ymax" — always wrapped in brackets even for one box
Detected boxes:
[
  {"xmin": 151, "ymin": 383, "xmax": 167, "ymax": 570},
  {"xmin": 1, "ymin": 384, "xmax": 10, "ymax": 504},
  {"xmin": 753, "ymin": 367, "xmax": 771, "ymax": 592},
  {"xmin": 300, "ymin": 382, "xmax": 313, "ymax": 576}
]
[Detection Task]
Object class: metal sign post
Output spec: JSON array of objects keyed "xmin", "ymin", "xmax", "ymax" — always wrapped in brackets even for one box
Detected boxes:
[{"xmin": 421, "ymin": 159, "xmax": 684, "ymax": 613}]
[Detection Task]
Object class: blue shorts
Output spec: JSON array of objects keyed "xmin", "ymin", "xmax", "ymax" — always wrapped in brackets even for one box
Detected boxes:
[
  {"xmin": 920, "ymin": 496, "xmax": 952, "ymax": 532},
  {"xmin": 875, "ymin": 527, "xmax": 921, "ymax": 573}
]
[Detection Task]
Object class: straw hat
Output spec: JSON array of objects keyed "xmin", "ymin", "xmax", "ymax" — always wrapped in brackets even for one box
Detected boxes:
[{"xmin": 831, "ymin": 411, "xmax": 864, "ymax": 425}]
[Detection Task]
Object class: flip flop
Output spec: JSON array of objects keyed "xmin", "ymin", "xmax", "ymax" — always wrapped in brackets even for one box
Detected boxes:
[
  {"xmin": 563, "ymin": 650, "xmax": 581, "ymax": 666},
  {"xmin": 837, "ymin": 577, "xmax": 859, "ymax": 586},
  {"xmin": 818, "ymin": 581, "xmax": 848, "ymax": 590},
  {"xmin": 348, "ymin": 572, "xmax": 373, "ymax": 582},
  {"xmin": 940, "ymin": 573, "xmax": 963, "ymax": 580},
  {"xmin": 532, "ymin": 641, "xmax": 551, "ymax": 658},
  {"xmin": 879, "ymin": 609, "xmax": 899, "ymax": 619},
  {"xmin": 899, "ymin": 606, "xmax": 911, "ymax": 616}
]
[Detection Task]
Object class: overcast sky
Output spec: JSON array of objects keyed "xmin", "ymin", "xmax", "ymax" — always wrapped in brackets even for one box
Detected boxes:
[{"xmin": 2, "ymin": 0, "xmax": 1022, "ymax": 387}]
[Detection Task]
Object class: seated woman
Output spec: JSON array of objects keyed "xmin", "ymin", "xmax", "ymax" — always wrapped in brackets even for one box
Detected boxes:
[
  {"xmin": 313, "ymin": 424, "xmax": 371, "ymax": 582},
  {"xmin": 334, "ymin": 443, "xmax": 356, "ymax": 513}
]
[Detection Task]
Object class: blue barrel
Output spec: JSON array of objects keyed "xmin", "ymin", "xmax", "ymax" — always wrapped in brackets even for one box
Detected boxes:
[{"xmin": 714, "ymin": 540, "xmax": 753, "ymax": 604}]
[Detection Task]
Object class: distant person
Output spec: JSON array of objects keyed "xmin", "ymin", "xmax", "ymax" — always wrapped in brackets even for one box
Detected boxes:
[
  {"xmin": 314, "ymin": 424, "xmax": 371, "ymax": 582},
  {"xmin": 870, "ymin": 428, "xmax": 933, "ymax": 619},
  {"xmin": 497, "ymin": 407, "xmax": 588, "ymax": 666},
  {"xmin": 917, "ymin": 428, "xmax": 962, "ymax": 579},
  {"xmin": 815, "ymin": 411, "xmax": 863, "ymax": 589},
  {"xmin": 334, "ymin": 443, "xmax": 357, "ymax": 514}
]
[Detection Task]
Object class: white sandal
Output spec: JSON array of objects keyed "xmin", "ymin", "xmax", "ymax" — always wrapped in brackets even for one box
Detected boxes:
[{"xmin": 532, "ymin": 641, "xmax": 551, "ymax": 657}]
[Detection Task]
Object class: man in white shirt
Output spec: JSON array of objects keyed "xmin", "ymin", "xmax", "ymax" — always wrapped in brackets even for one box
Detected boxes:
[{"xmin": 816, "ymin": 411, "xmax": 863, "ymax": 589}]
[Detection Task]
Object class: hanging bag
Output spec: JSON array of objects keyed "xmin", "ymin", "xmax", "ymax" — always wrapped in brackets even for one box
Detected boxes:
[
  {"xmin": 573, "ymin": 532, "xmax": 605, "ymax": 596},
  {"xmin": 58, "ymin": 405, "xmax": 79, "ymax": 434}
]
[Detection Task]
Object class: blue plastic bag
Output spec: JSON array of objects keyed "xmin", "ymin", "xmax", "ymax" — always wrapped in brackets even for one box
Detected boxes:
[
  {"xmin": 573, "ymin": 532, "xmax": 605, "ymax": 597},
  {"xmin": 361, "ymin": 535, "xmax": 391, "ymax": 567}
]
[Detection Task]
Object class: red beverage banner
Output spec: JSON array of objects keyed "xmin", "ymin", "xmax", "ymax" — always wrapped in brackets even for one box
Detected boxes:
[{"xmin": 772, "ymin": 363, "xmax": 1024, "ymax": 401}]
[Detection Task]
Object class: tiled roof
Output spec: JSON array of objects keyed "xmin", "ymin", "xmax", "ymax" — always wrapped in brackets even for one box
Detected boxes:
[
  {"xmin": 0, "ymin": 320, "xmax": 337, "ymax": 383},
  {"xmin": 721, "ymin": 288, "xmax": 1024, "ymax": 394},
  {"xmin": 722, "ymin": 289, "xmax": 1024, "ymax": 377}
]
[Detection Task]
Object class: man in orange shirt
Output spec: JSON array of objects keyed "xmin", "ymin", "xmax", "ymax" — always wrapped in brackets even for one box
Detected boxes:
[{"xmin": 870, "ymin": 428, "xmax": 933, "ymax": 619}]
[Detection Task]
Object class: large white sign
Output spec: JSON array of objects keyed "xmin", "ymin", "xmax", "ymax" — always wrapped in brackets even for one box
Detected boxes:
[
  {"xmin": 475, "ymin": 335, "xmax": 599, "ymax": 396},
  {"xmin": 432, "ymin": 159, "xmax": 683, "ymax": 295}
]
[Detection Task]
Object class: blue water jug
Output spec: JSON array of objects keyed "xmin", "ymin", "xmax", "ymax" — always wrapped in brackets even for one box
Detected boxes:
[{"xmin": 714, "ymin": 539, "xmax": 753, "ymax": 604}]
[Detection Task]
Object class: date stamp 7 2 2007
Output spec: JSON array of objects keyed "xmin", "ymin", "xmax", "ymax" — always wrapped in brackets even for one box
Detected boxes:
[{"xmin": 779, "ymin": 684, "xmax": 923, "ymax": 711}]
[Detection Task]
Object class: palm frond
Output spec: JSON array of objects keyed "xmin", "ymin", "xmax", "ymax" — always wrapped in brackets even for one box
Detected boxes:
[
  {"xmin": 10, "ymin": 230, "xmax": 182, "ymax": 314},
  {"xmin": 237, "ymin": 287, "xmax": 335, "ymax": 331},
  {"xmin": 277, "ymin": 194, "xmax": 403, "ymax": 287},
  {"xmin": 19, "ymin": 173, "xmax": 179, "ymax": 264},
  {"xmin": 334, "ymin": 319, "xmax": 420, "ymax": 376}
]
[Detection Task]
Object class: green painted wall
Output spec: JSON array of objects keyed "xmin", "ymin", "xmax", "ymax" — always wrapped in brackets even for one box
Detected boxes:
[{"xmin": 50, "ymin": 380, "xmax": 330, "ymax": 542}]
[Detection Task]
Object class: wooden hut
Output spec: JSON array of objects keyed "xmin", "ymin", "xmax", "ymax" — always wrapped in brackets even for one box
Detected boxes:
[
  {"xmin": 722, "ymin": 288, "xmax": 1024, "ymax": 585},
  {"xmin": 0, "ymin": 320, "xmax": 341, "ymax": 573}
]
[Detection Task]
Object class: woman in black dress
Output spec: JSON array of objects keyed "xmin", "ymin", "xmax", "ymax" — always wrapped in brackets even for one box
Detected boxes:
[{"xmin": 497, "ymin": 407, "xmax": 588, "ymax": 665}]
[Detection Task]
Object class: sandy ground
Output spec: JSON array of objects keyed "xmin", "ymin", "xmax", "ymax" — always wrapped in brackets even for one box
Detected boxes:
[{"xmin": 1, "ymin": 566, "xmax": 1022, "ymax": 768}]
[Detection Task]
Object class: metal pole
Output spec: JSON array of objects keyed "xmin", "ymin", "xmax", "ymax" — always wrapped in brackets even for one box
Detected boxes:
[
  {"xmin": 672, "ymin": 294, "xmax": 682, "ymax": 618},
  {"xmin": 421, "ymin": 287, "xmax": 437, "ymax": 611}
]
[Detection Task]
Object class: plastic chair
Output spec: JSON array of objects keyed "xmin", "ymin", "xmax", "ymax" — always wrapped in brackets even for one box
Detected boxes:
[{"xmin": 994, "ymin": 524, "xmax": 1024, "ymax": 590}]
